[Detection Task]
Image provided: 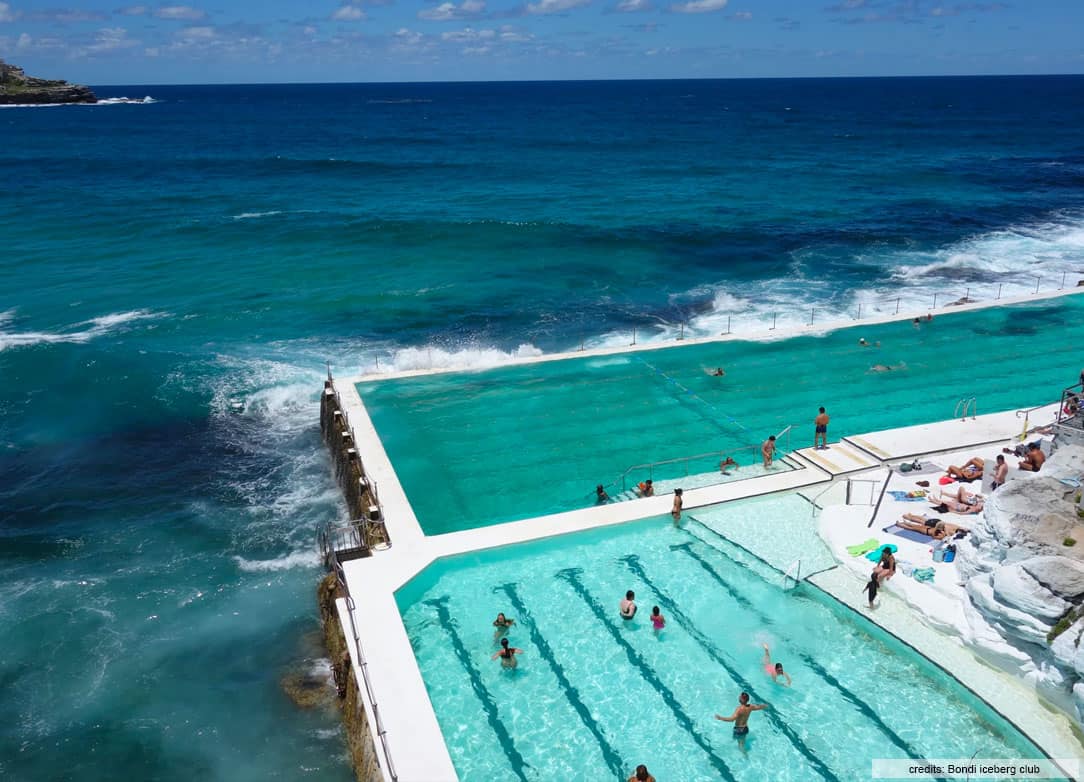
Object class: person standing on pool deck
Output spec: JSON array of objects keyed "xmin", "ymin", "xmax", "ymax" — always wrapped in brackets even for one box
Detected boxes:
[
  {"xmin": 814, "ymin": 407, "xmax": 829, "ymax": 450},
  {"xmin": 761, "ymin": 435, "xmax": 776, "ymax": 468},
  {"xmin": 671, "ymin": 488, "xmax": 683, "ymax": 524},
  {"xmin": 619, "ymin": 590, "xmax": 637, "ymax": 620},
  {"xmin": 715, "ymin": 692, "xmax": 767, "ymax": 753}
]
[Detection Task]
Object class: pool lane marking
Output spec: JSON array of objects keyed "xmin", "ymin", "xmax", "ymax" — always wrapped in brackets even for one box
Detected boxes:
[
  {"xmin": 424, "ymin": 597, "xmax": 531, "ymax": 782},
  {"xmin": 498, "ymin": 582, "xmax": 628, "ymax": 781},
  {"xmin": 621, "ymin": 555, "xmax": 838, "ymax": 782},
  {"xmin": 554, "ymin": 567, "xmax": 738, "ymax": 782},
  {"xmin": 668, "ymin": 545, "xmax": 943, "ymax": 776}
]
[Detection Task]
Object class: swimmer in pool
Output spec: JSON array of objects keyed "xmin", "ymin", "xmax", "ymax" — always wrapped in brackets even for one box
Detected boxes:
[
  {"xmin": 650, "ymin": 606, "xmax": 665, "ymax": 633},
  {"xmin": 491, "ymin": 637, "xmax": 523, "ymax": 669},
  {"xmin": 715, "ymin": 692, "xmax": 767, "ymax": 754},
  {"xmin": 671, "ymin": 488, "xmax": 683, "ymax": 524},
  {"xmin": 719, "ymin": 456, "xmax": 738, "ymax": 474},
  {"xmin": 493, "ymin": 612, "xmax": 515, "ymax": 639},
  {"xmin": 619, "ymin": 590, "xmax": 637, "ymax": 620},
  {"xmin": 762, "ymin": 643, "xmax": 791, "ymax": 687}
]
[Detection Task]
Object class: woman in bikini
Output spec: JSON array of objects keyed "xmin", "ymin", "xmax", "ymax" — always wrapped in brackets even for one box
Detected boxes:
[
  {"xmin": 899, "ymin": 514, "xmax": 963, "ymax": 540},
  {"xmin": 491, "ymin": 637, "xmax": 523, "ymax": 669}
]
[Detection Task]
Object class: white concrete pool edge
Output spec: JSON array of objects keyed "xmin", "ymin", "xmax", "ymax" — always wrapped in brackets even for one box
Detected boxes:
[
  {"xmin": 336, "ymin": 377, "xmax": 1083, "ymax": 780},
  {"xmin": 338, "ymin": 286, "xmax": 1084, "ymax": 384}
]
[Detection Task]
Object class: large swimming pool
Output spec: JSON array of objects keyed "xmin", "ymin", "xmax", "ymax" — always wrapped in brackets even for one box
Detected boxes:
[
  {"xmin": 360, "ymin": 294, "xmax": 1084, "ymax": 534},
  {"xmin": 397, "ymin": 504, "xmax": 1045, "ymax": 781}
]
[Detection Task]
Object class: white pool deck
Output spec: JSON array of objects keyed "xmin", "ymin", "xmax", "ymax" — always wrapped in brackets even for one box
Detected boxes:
[{"xmin": 333, "ymin": 351, "xmax": 1084, "ymax": 782}]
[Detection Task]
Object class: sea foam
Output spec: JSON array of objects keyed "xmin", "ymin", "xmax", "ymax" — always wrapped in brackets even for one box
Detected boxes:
[{"xmin": 0, "ymin": 309, "xmax": 164, "ymax": 352}]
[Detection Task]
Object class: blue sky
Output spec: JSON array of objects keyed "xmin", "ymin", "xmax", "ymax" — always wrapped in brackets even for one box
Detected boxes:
[{"xmin": 0, "ymin": 0, "xmax": 1080, "ymax": 84}]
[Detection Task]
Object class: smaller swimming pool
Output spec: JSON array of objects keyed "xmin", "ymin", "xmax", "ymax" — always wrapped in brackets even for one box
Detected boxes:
[{"xmin": 397, "ymin": 496, "xmax": 1047, "ymax": 781}]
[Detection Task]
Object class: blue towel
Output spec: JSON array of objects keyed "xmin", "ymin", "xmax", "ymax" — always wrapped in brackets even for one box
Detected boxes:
[
  {"xmin": 912, "ymin": 567, "xmax": 936, "ymax": 582},
  {"xmin": 883, "ymin": 524, "xmax": 930, "ymax": 543},
  {"xmin": 888, "ymin": 491, "xmax": 926, "ymax": 502}
]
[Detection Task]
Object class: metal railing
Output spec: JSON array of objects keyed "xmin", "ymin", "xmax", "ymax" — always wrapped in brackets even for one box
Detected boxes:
[
  {"xmin": 845, "ymin": 478, "xmax": 881, "ymax": 506},
  {"xmin": 954, "ymin": 397, "xmax": 977, "ymax": 421},
  {"xmin": 782, "ymin": 558, "xmax": 802, "ymax": 589},
  {"xmin": 614, "ymin": 424, "xmax": 793, "ymax": 492},
  {"xmin": 866, "ymin": 469, "xmax": 894, "ymax": 529},
  {"xmin": 343, "ymin": 593, "xmax": 398, "ymax": 782}
]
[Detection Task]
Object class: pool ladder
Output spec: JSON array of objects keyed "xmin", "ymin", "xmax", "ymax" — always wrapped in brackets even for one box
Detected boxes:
[
  {"xmin": 954, "ymin": 396, "xmax": 977, "ymax": 421},
  {"xmin": 782, "ymin": 559, "xmax": 801, "ymax": 590}
]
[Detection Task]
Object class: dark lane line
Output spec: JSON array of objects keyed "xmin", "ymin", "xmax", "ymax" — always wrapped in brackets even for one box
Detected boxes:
[
  {"xmin": 499, "ymin": 582, "xmax": 628, "ymax": 781},
  {"xmin": 671, "ymin": 543, "xmax": 945, "ymax": 777},
  {"xmin": 622, "ymin": 554, "xmax": 837, "ymax": 782},
  {"xmin": 554, "ymin": 567, "xmax": 738, "ymax": 782},
  {"xmin": 425, "ymin": 596, "xmax": 531, "ymax": 782}
]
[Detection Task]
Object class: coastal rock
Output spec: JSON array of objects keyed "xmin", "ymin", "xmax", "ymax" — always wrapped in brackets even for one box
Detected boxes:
[
  {"xmin": 0, "ymin": 59, "xmax": 96, "ymax": 105},
  {"xmin": 965, "ymin": 573, "xmax": 1053, "ymax": 647},
  {"xmin": 1050, "ymin": 617, "xmax": 1084, "ymax": 668},
  {"xmin": 1021, "ymin": 557, "xmax": 1084, "ymax": 601},
  {"xmin": 990, "ymin": 564, "xmax": 1069, "ymax": 621}
]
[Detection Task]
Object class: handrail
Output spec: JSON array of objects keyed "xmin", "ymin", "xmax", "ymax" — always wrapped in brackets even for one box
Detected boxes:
[
  {"xmin": 782, "ymin": 558, "xmax": 801, "ymax": 588},
  {"xmin": 343, "ymin": 593, "xmax": 398, "ymax": 782},
  {"xmin": 866, "ymin": 468, "xmax": 894, "ymax": 529},
  {"xmin": 808, "ymin": 482, "xmax": 838, "ymax": 517},
  {"xmin": 614, "ymin": 424, "xmax": 794, "ymax": 492},
  {"xmin": 845, "ymin": 478, "xmax": 881, "ymax": 506}
]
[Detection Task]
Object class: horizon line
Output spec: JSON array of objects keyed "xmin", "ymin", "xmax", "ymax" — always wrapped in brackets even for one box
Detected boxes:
[{"xmin": 89, "ymin": 71, "xmax": 1084, "ymax": 89}]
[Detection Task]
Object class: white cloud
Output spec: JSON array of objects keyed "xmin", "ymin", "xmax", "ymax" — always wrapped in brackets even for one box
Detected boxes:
[
  {"xmin": 393, "ymin": 27, "xmax": 423, "ymax": 46},
  {"xmin": 441, "ymin": 25, "xmax": 495, "ymax": 41},
  {"xmin": 526, "ymin": 0, "xmax": 589, "ymax": 14},
  {"xmin": 731, "ymin": 10, "xmax": 751, "ymax": 19},
  {"xmin": 499, "ymin": 25, "xmax": 531, "ymax": 41},
  {"xmin": 418, "ymin": 0, "xmax": 485, "ymax": 21},
  {"xmin": 0, "ymin": 2, "xmax": 15, "ymax": 22},
  {"xmin": 669, "ymin": 0, "xmax": 726, "ymax": 13},
  {"xmin": 178, "ymin": 24, "xmax": 214, "ymax": 38},
  {"xmin": 143, "ymin": 45, "xmax": 158, "ymax": 55},
  {"xmin": 118, "ymin": 5, "xmax": 147, "ymax": 15},
  {"xmin": 155, "ymin": 5, "xmax": 206, "ymax": 20},
  {"xmin": 15, "ymin": 31, "xmax": 30, "ymax": 47},
  {"xmin": 72, "ymin": 26, "xmax": 140, "ymax": 56},
  {"xmin": 331, "ymin": 4, "xmax": 365, "ymax": 20},
  {"xmin": 616, "ymin": 0, "xmax": 650, "ymax": 10}
]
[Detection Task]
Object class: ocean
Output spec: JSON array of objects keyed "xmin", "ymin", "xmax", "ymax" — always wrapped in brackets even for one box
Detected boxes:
[{"xmin": 1, "ymin": 75, "xmax": 1083, "ymax": 781}]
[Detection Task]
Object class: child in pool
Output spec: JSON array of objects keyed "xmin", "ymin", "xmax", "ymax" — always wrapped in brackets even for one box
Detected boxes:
[
  {"xmin": 761, "ymin": 643, "xmax": 791, "ymax": 686},
  {"xmin": 650, "ymin": 606, "xmax": 665, "ymax": 632},
  {"xmin": 863, "ymin": 570, "xmax": 879, "ymax": 608}
]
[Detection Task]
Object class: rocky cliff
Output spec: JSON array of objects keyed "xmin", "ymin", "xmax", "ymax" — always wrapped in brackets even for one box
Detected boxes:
[
  {"xmin": 0, "ymin": 59, "xmax": 96, "ymax": 105},
  {"xmin": 956, "ymin": 446, "xmax": 1084, "ymax": 726}
]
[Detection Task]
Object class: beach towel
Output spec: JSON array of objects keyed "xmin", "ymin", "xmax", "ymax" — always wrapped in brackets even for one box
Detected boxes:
[
  {"xmin": 888, "ymin": 491, "xmax": 926, "ymax": 502},
  {"xmin": 846, "ymin": 538, "xmax": 879, "ymax": 556},
  {"xmin": 883, "ymin": 524, "xmax": 931, "ymax": 543},
  {"xmin": 866, "ymin": 543, "xmax": 897, "ymax": 562},
  {"xmin": 912, "ymin": 567, "xmax": 936, "ymax": 582}
]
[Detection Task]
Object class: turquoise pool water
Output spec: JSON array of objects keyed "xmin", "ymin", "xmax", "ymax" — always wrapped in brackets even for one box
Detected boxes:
[
  {"xmin": 397, "ymin": 507, "xmax": 1046, "ymax": 781},
  {"xmin": 360, "ymin": 295, "xmax": 1084, "ymax": 534}
]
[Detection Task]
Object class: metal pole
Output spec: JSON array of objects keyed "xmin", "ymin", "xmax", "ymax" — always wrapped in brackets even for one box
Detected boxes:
[
  {"xmin": 965, "ymin": 287, "xmax": 969, "ymax": 302},
  {"xmin": 1035, "ymin": 276, "xmax": 1041, "ymax": 294},
  {"xmin": 375, "ymin": 355, "xmax": 379, "ymax": 371},
  {"xmin": 895, "ymin": 297, "xmax": 900, "ymax": 315},
  {"xmin": 809, "ymin": 308, "xmax": 814, "ymax": 326},
  {"xmin": 580, "ymin": 337, "xmax": 584, "ymax": 351},
  {"xmin": 1062, "ymin": 271, "xmax": 1067, "ymax": 290},
  {"xmin": 771, "ymin": 313, "xmax": 777, "ymax": 330},
  {"xmin": 727, "ymin": 315, "xmax": 731, "ymax": 335},
  {"xmin": 327, "ymin": 362, "xmax": 333, "ymax": 382},
  {"xmin": 857, "ymin": 303, "xmax": 862, "ymax": 320},
  {"xmin": 679, "ymin": 322, "xmax": 684, "ymax": 341},
  {"xmin": 631, "ymin": 328, "xmax": 637, "ymax": 346},
  {"xmin": 997, "ymin": 283, "xmax": 1002, "ymax": 300},
  {"xmin": 428, "ymin": 347, "xmax": 432, "ymax": 368},
  {"xmin": 932, "ymin": 292, "xmax": 938, "ymax": 309}
]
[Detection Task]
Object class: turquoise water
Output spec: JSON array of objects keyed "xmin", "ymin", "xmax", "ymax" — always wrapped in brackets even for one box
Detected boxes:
[
  {"xmin": 397, "ymin": 506, "xmax": 1044, "ymax": 781},
  {"xmin": 360, "ymin": 294, "xmax": 1084, "ymax": 534},
  {"xmin": 5, "ymin": 76, "xmax": 1084, "ymax": 780}
]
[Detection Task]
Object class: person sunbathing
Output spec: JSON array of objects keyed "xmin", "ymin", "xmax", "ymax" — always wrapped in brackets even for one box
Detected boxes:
[
  {"xmin": 946, "ymin": 457, "xmax": 984, "ymax": 482},
  {"xmin": 932, "ymin": 486, "xmax": 984, "ymax": 514},
  {"xmin": 899, "ymin": 514, "xmax": 964, "ymax": 540},
  {"xmin": 1018, "ymin": 443, "xmax": 1045, "ymax": 473}
]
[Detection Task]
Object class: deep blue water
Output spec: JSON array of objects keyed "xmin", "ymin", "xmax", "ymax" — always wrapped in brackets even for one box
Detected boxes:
[{"xmin": 2, "ymin": 76, "xmax": 1084, "ymax": 780}]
